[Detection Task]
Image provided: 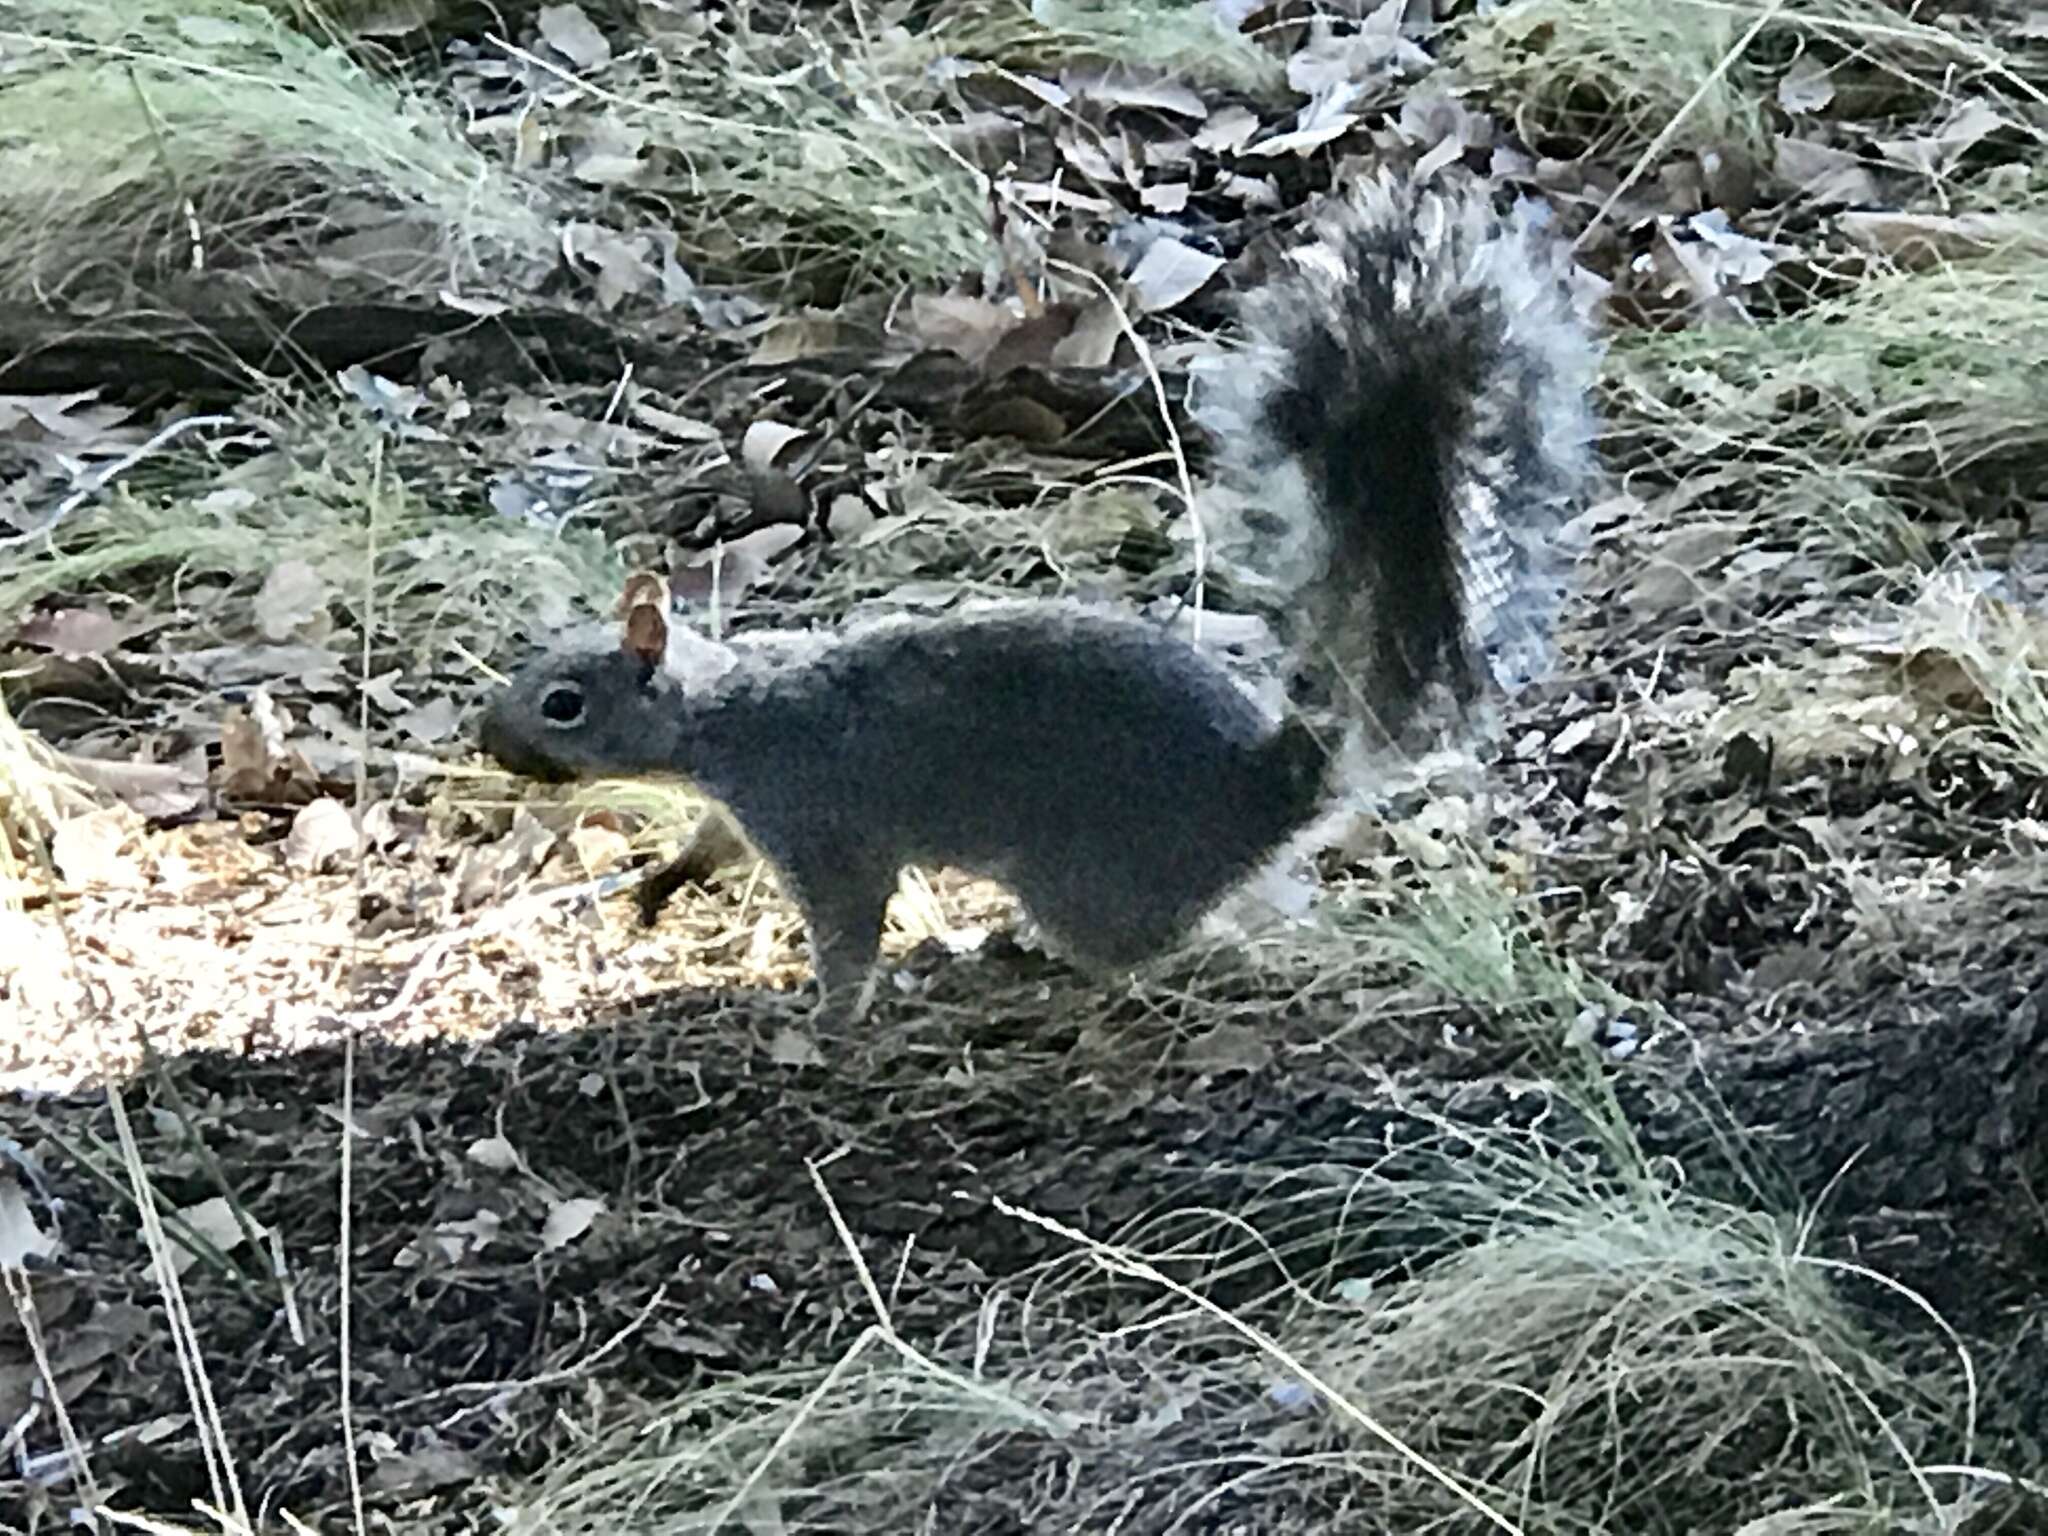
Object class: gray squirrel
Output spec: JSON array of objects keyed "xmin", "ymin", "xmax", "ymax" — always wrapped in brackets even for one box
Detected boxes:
[{"xmin": 479, "ymin": 171, "xmax": 1600, "ymax": 1020}]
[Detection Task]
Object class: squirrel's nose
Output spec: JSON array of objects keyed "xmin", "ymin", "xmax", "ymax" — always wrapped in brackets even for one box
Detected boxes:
[
  {"xmin": 476, "ymin": 701, "xmax": 512, "ymax": 763},
  {"xmin": 477, "ymin": 702, "xmax": 564, "ymax": 782}
]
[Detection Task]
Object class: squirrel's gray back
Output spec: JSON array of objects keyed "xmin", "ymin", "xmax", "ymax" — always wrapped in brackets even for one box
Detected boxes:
[{"xmin": 681, "ymin": 600, "xmax": 1316, "ymax": 875}]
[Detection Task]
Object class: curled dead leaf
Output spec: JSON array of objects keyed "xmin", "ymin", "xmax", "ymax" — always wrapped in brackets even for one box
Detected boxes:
[{"xmin": 285, "ymin": 798, "xmax": 358, "ymax": 874}]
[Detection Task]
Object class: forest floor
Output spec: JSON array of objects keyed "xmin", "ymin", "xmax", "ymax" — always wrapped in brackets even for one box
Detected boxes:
[{"xmin": 3, "ymin": 0, "xmax": 2047, "ymax": 1531}]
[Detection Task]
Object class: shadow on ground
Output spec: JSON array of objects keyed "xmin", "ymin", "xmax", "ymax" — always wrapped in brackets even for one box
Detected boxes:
[{"xmin": 6, "ymin": 932, "xmax": 2046, "ymax": 1530}]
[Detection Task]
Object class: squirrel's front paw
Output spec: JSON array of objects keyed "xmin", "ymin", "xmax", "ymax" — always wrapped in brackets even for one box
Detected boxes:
[{"xmin": 633, "ymin": 872, "xmax": 677, "ymax": 928}]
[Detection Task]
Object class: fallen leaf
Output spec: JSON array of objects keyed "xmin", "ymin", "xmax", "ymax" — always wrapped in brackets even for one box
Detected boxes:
[
  {"xmin": 1837, "ymin": 211, "xmax": 2048, "ymax": 266},
  {"xmin": 0, "ymin": 390, "xmax": 131, "ymax": 442},
  {"xmin": 678, "ymin": 524, "xmax": 807, "ymax": 608},
  {"xmin": 747, "ymin": 313, "xmax": 842, "ymax": 365},
  {"xmin": 569, "ymin": 121, "xmax": 648, "ymax": 187},
  {"xmin": 1182, "ymin": 1020, "xmax": 1273, "ymax": 1074},
  {"xmin": 0, "ymin": 1178, "xmax": 56, "ymax": 1267},
  {"xmin": 467, "ymin": 1136, "xmax": 522, "ymax": 1172},
  {"xmin": 284, "ymin": 798, "xmax": 358, "ymax": 874},
  {"xmin": 1873, "ymin": 98, "xmax": 2005, "ymax": 177},
  {"xmin": 907, "ymin": 293, "xmax": 1019, "ymax": 366},
  {"xmin": 172, "ymin": 643, "xmax": 348, "ymax": 692},
  {"xmin": 395, "ymin": 695, "xmax": 460, "ymax": 745},
  {"xmin": 15, "ymin": 606, "xmax": 133, "ymax": 657},
  {"xmin": 369, "ymin": 1442, "xmax": 483, "ymax": 1497},
  {"xmin": 826, "ymin": 493, "xmax": 877, "ymax": 539},
  {"xmin": 540, "ymin": 1196, "xmax": 603, "ymax": 1250},
  {"xmin": 168, "ymin": 1196, "xmax": 263, "ymax": 1275},
  {"xmin": 1049, "ymin": 300, "xmax": 1125, "ymax": 368},
  {"xmin": 539, "ymin": 4, "xmax": 613, "ymax": 72},
  {"xmin": 568, "ymin": 821, "xmax": 630, "ymax": 877},
  {"xmin": 562, "ymin": 222, "xmax": 660, "ymax": 309},
  {"xmin": 739, "ymin": 420, "xmax": 810, "ymax": 474},
  {"xmin": 631, "ymin": 403, "xmax": 723, "ymax": 443},
  {"xmin": 1773, "ymin": 135, "xmax": 1879, "ymax": 207},
  {"xmin": 1215, "ymin": 172, "xmax": 1281, "ymax": 208},
  {"xmin": 769, "ymin": 1026, "xmax": 824, "ymax": 1068},
  {"xmin": 1061, "ymin": 68, "xmax": 1207, "ymax": 120},
  {"xmin": 456, "ymin": 809, "xmax": 558, "ymax": 911},
  {"xmin": 1126, "ymin": 237, "xmax": 1224, "ymax": 312},
  {"xmin": 1249, "ymin": 118, "xmax": 1358, "ymax": 158},
  {"xmin": 337, "ymin": 366, "xmax": 437, "ymax": 437},
  {"xmin": 427, "ymin": 1211, "xmax": 503, "ymax": 1263},
  {"xmin": 50, "ymin": 808, "xmax": 142, "ymax": 889},
  {"xmin": 253, "ymin": 560, "xmax": 329, "ymax": 642},
  {"xmin": 1776, "ymin": 56, "xmax": 1835, "ymax": 114},
  {"xmin": 1194, "ymin": 106, "xmax": 1260, "ymax": 155}
]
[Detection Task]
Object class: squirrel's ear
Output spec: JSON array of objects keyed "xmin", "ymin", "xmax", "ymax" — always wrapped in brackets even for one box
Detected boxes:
[
  {"xmin": 617, "ymin": 569, "xmax": 668, "ymax": 622},
  {"xmin": 618, "ymin": 570, "xmax": 671, "ymax": 679}
]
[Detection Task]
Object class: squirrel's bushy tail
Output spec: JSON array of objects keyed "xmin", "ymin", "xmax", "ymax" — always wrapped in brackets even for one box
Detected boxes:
[{"xmin": 1199, "ymin": 170, "xmax": 1599, "ymax": 756}]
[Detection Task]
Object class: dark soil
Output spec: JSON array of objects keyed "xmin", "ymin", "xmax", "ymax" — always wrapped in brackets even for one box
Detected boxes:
[{"xmin": 8, "ymin": 889, "xmax": 2047, "ymax": 1530}]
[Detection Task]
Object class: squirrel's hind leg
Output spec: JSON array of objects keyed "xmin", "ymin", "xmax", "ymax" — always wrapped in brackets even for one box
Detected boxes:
[
  {"xmin": 1005, "ymin": 860, "xmax": 1200, "ymax": 976},
  {"xmin": 789, "ymin": 866, "xmax": 895, "ymax": 1024}
]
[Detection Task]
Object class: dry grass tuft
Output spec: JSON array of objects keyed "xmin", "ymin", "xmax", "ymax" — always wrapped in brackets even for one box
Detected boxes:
[{"xmin": 0, "ymin": 0, "xmax": 551, "ymax": 303}]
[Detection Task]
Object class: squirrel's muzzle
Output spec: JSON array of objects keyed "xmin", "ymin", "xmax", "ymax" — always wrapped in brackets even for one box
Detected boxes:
[{"xmin": 478, "ymin": 700, "xmax": 576, "ymax": 783}]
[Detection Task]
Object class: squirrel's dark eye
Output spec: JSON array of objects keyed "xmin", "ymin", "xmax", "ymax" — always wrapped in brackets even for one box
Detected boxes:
[{"xmin": 539, "ymin": 683, "xmax": 585, "ymax": 725}]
